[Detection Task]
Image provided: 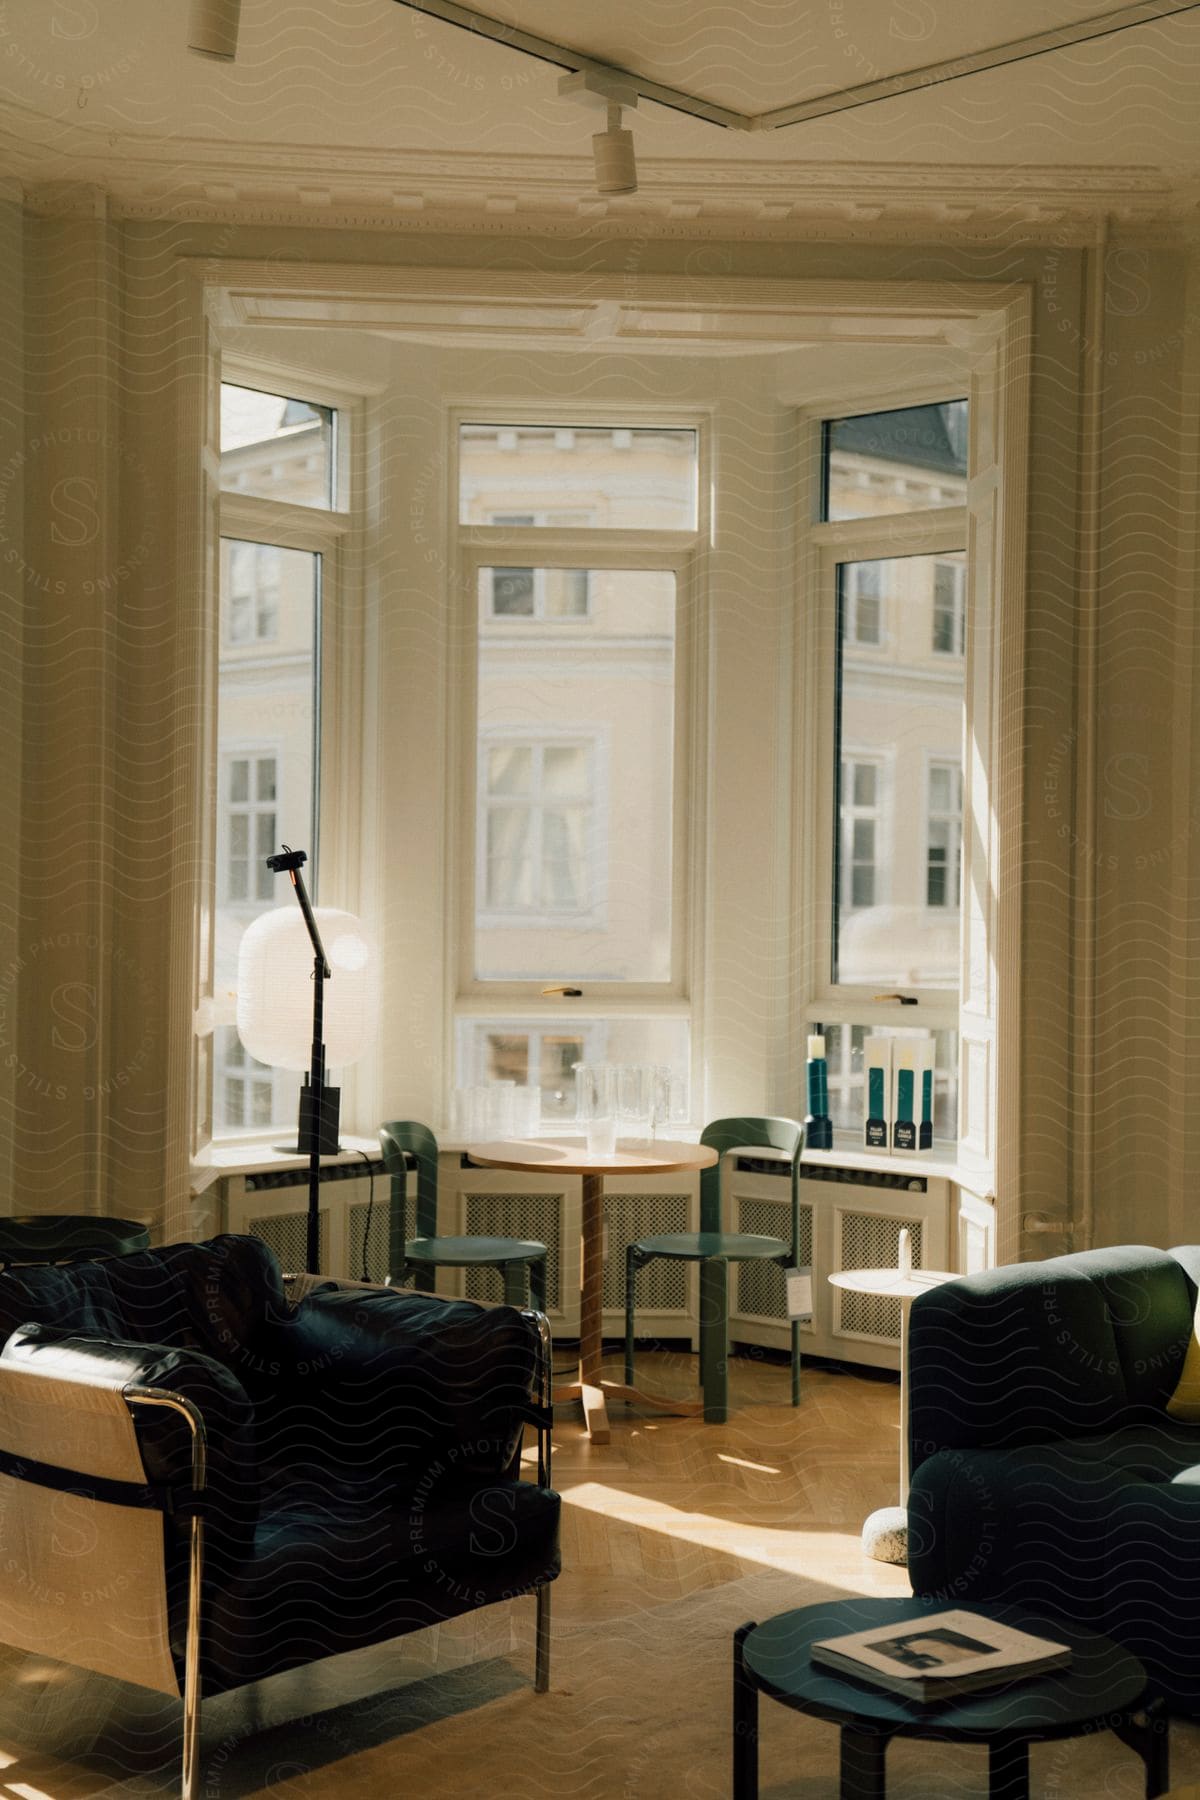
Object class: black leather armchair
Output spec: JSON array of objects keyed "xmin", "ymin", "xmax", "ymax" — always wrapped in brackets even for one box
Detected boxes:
[{"xmin": 0, "ymin": 1234, "xmax": 559, "ymax": 1797}]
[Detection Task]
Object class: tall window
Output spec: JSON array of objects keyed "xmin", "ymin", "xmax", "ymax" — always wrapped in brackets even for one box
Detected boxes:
[
  {"xmin": 811, "ymin": 399, "xmax": 968, "ymax": 1141},
  {"xmin": 926, "ymin": 763, "xmax": 963, "ymax": 908},
  {"xmin": 932, "ymin": 558, "xmax": 965, "ymax": 655},
  {"xmin": 211, "ymin": 379, "xmax": 344, "ymax": 1137},
  {"xmin": 841, "ymin": 758, "xmax": 882, "ymax": 911},
  {"xmin": 480, "ymin": 737, "xmax": 597, "ymax": 920},
  {"xmin": 224, "ymin": 753, "xmax": 277, "ymax": 903},
  {"xmin": 455, "ymin": 419, "xmax": 700, "ymax": 1114}
]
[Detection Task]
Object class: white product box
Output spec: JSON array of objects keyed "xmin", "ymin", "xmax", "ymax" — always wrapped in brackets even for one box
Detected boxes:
[
  {"xmin": 891, "ymin": 1038, "xmax": 936, "ymax": 1151},
  {"xmin": 863, "ymin": 1037, "xmax": 892, "ymax": 1149}
]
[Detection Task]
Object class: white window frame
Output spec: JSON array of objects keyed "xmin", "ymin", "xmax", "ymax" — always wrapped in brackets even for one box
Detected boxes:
[
  {"xmin": 475, "ymin": 725, "xmax": 607, "ymax": 930},
  {"xmin": 205, "ymin": 357, "xmax": 366, "ymax": 1147},
  {"xmin": 839, "ymin": 752, "xmax": 886, "ymax": 914},
  {"xmin": 447, "ymin": 402, "xmax": 708, "ymax": 1119},
  {"xmin": 797, "ymin": 390, "xmax": 970, "ymax": 1062}
]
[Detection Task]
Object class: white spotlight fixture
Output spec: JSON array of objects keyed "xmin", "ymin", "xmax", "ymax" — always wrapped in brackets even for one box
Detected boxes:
[
  {"xmin": 558, "ymin": 70, "xmax": 639, "ymax": 198},
  {"xmin": 188, "ymin": 0, "xmax": 241, "ymax": 61}
]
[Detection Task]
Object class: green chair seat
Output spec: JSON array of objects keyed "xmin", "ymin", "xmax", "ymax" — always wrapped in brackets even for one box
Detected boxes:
[
  {"xmin": 380, "ymin": 1121, "xmax": 548, "ymax": 1312},
  {"xmin": 625, "ymin": 1116, "xmax": 805, "ymax": 1423},
  {"xmin": 406, "ymin": 1235, "xmax": 549, "ymax": 1266},
  {"xmin": 632, "ymin": 1231, "xmax": 789, "ymax": 1262}
]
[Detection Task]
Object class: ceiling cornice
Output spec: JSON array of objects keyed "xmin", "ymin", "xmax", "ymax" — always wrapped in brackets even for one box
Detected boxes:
[{"xmin": 4, "ymin": 108, "xmax": 1195, "ymax": 246}]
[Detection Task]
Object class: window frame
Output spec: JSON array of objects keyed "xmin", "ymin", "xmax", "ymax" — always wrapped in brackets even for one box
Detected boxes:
[
  {"xmin": 447, "ymin": 403, "xmax": 708, "ymax": 1118},
  {"xmin": 797, "ymin": 390, "xmax": 970, "ymax": 1058},
  {"xmin": 475, "ymin": 724, "xmax": 608, "ymax": 931},
  {"xmin": 205, "ymin": 359, "xmax": 365, "ymax": 1147}
]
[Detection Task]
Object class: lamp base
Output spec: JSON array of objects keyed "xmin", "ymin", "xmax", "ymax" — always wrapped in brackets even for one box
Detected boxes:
[{"xmin": 290, "ymin": 1080, "xmax": 342, "ymax": 1156}]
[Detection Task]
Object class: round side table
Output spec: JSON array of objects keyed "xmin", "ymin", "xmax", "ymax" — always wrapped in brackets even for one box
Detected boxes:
[
  {"xmin": 733, "ymin": 1597, "xmax": 1169, "ymax": 1800},
  {"xmin": 828, "ymin": 1262, "xmax": 956, "ymax": 1563}
]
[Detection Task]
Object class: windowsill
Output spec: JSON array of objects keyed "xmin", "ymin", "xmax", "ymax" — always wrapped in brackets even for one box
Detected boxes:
[{"xmin": 190, "ymin": 1133, "xmax": 383, "ymax": 1196}]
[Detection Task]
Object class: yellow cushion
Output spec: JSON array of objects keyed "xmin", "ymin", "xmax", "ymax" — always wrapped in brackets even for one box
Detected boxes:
[{"xmin": 1166, "ymin": 1294, "xmax": 1200, "ymax": 1421}]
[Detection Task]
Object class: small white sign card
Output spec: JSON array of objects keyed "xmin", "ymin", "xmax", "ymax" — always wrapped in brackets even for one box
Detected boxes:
[{"xmin": 785, "ymin": 1266, "xmax": 813, "ymax": 1321}]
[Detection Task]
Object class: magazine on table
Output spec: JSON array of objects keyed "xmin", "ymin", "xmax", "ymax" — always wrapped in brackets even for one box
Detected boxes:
[{"xmin": 810, "ymin": 1611, "xmax": 1072, "ymax": 1702}]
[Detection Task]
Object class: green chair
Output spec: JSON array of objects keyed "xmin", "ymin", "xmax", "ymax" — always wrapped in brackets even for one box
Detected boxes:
[
  {"xmin": 380, "ymin": 1120, "xmax": 549, "ymax": 1310},
  {"xmin": 624, "ymin": 1116, "xmax": 805, "ymax": 1424}
]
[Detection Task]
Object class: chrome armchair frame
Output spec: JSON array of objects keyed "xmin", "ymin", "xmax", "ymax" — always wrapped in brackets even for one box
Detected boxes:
[{"xmin": 0, "ymin": 1285, "xmax": 555, "ymax": 1799}]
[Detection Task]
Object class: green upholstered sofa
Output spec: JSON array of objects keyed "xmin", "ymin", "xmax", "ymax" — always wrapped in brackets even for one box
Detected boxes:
[{"xmin": 907, "ymin": 1244, "xmax": 1200, "ymax": 1713}]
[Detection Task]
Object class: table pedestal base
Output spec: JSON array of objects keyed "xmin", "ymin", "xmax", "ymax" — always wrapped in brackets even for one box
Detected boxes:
[
  {"xmin": 861, "ymin": 1505, "xmax": 909, "ymax": 1565},
  {"xmin": 553, "ymin": 1374, "xmax": 706, "ymax": 1443}
]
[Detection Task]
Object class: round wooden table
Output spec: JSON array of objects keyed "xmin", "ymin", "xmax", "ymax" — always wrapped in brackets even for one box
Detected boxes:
[
  {"xmin": 467, "ymin": 1136, "xmax": 718, "ymax": 1443},
  {"xmin": 733, "ymin": 1598, "xmax": 1168, "ymax": 1800}
]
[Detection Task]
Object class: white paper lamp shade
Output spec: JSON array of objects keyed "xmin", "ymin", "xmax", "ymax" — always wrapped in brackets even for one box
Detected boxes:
[{"xmin": 236, "ymin": 907, "xmax": 373, "ymax": 1070}]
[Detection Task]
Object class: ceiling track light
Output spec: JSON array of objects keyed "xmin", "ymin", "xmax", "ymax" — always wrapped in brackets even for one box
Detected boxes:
[
  {"xmin": 559, "ymin": 70, "xmax": 639, "ymax": 197},
  {"xmin": 188, "ymin": 0, "xmax": 241, "ymax": 61}
]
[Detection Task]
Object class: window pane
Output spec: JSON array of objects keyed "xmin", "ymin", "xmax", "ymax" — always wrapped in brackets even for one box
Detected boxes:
[
  {"xmin": 220, "ymin": 383, "xmax": 335, "ymax": 509},
  {"xmin": 834, "ymin": 554, "xmax": 964, "ymax": 989},
  {"xmin": 823, "ymin": 401, "xmax": 967, "ymax": 522},
  {"xmin": 460, "ymin": 424, "xmax": 698, "ymax": 530},
  {"xmin": 491, "ymin": 568, "xmax": 535, "ymax": 615},
  {"xmin": 475, "ymin": 570, "xmax": 675, "ymax": 981},
  {"xmin": 819, "ymin": 1023, "xmax": 958, "ymax": 1142},
  {"xmin": 215, "ymin": 542, "xmax": 319, "ymax": 1135},
  {"xmin": 458, "ymin": 1017, "xmax": 690, "ymax": 1120}
]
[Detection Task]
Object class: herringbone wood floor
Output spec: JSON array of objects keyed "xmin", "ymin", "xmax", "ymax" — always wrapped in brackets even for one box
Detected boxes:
[{"xmin": 0, "ymin": 1352, "xmax": 1196, "ymax": 1797}]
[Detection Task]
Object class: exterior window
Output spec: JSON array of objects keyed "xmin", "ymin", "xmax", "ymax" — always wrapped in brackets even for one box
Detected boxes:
[
  {"xmin": 218, "ymin": 1029, "xmax": 277, "ymax": 1128},
  {"xmin": 480, "ymin": 737, "xmax": 595, "ymax": 918},
  {"xmin": 224, "ymin": 753, "xmax": 277, "ymax": 904},
  {"xmin": 474, "ymin": 565, "xmax": 677, "ymax": 982},
  {"xmin": 225, "ymin": 542, "xmax": 280, "ymax": 645},
  {"xmin": 211, "ymin": 379, "xmax": 341, "ymax": 1138},
  {"xmin": 822, "ymin": 400, "xmax": 967, "ymax": 523},
  {"xmin": 932, "ymin": 558, "xmax": 965, "ymax": 654},
  {"xmin": 846, "ymin": 561, "xmax": 883, "ymax": 646},
  {"xmin": 488, "ymin": 566, "xmax": 591, "ymax": 619},
  {"xmin": 460, "ymin": 425, "xmax": 698, "ymax": 529},
  {"xmin": 819, "ymin": 1022, "xmax": 959, "ymax": 1142},
  {"xmin": 926, "ymin": 763, "xmax": 963, "ymax": 909},
  {"xmin": 455, "ymin": 1016, "xmax": 691, "ymax": 1121},
  {"xmin": 841, "ymin": 759, "xmax": 881, "ymax": 911}
]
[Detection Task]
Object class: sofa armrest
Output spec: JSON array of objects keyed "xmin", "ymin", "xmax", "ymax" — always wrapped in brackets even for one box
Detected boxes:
[{"xmin": 1, "ymin": 1325, "xmax": 260, "ymax": 1567}]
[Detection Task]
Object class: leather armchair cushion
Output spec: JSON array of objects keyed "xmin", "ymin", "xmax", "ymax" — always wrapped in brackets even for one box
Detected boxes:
[
  {"xmin": 200, "ymin": 1476, "xmax": 561, "ymax": 1693},
  {"xmin": 1, "ymin": 1324, "xmax": 261, "ymax": 1576},
  {"xmin": 250, "ymin": 1284, "xmax": 540, "ymax": 1490}
]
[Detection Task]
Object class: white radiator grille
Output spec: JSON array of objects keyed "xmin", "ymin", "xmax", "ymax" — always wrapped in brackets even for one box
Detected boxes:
[
  {"xmin": 604, "ymin": 1191, "xmax": 692, "ymax": 1312},
  {"xmin": 248, "ymin": 1209, "xmax": 329, "ymax": 1277},
  {"xmin": 735, "ymin": 1196, "xmax": 811, "ymax": 1321},
  {"xmin": 461, "ymin": 1191, "xmax": 562, "ymax": 1310},
  {"xmin": 838, "ymin": 1212, "xmax": 924, "ymax": 1341}
]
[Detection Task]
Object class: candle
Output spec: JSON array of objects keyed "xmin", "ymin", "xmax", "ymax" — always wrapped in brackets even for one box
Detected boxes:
[
  {"xmin": 898, "ymin": 1227, "xmax": 912, "ymax": 1278},
  {"xmin": 807, "ymin": 1034, "xmax": 826, "ymax": 1061}
]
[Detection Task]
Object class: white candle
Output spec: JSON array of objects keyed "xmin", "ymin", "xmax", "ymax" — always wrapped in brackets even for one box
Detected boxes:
[
  {"xmin": 898, "ymin": 1227, "xmax": 912, "ymax": 1278},
  {"xmin": 807, "ymin": 1034, "xmax": 826, "ymax": 1060}
]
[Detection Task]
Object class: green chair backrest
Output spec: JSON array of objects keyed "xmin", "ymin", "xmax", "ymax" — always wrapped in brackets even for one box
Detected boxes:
[
  {"xmin": 698, "ymin": 1116, "xmax": 804, "ymax": 1245},
  {"xmin": 379, "ymin": 1120, "xmax": 441, "ymax": 1246}
]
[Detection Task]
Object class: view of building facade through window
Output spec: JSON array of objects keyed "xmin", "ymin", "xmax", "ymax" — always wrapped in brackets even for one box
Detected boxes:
[{"xmin": 210, "ymin": 395, "xmax": 966, "ymax": 1138}]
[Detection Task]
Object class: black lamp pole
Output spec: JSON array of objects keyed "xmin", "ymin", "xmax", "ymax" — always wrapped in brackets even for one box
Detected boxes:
[{"xmin": 265, "ymin": 845, "xmax": 341, "ymax": 1273}]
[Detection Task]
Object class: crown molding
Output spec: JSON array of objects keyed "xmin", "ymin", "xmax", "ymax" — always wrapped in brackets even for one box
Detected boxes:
[{"xmin": 2, "ymin": 106, "xmax": 1196, "ymax": 246}]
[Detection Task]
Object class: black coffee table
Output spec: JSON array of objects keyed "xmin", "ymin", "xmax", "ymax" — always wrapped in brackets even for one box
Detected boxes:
[{"xmin": 733, "ymin": 1598, "xmax": 1169, "ymax": 1799}]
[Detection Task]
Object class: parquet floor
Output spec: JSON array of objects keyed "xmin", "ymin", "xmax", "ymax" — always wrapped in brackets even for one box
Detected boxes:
[{"xmin": 0, "ymin": 1352, "xmax": 1196, "ymax": 1797}]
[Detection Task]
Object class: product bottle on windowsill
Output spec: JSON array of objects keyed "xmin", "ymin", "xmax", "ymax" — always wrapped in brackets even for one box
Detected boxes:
[{"xmin": 805, "ymin": 1033, "xmax": 833, "ymax": 1150}]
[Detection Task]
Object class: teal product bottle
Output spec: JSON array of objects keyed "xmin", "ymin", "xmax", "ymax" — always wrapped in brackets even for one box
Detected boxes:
[
  {"xmin": 805, "ymin": 1033, "xmax": 833, "ymax": 1149},
  {"xmin": 919, "ymin": 1068, "xmax": 934, "ymax": 1150}
]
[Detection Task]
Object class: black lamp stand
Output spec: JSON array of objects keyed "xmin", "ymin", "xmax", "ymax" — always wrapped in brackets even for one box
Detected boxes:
[{"xmin": 265, "ymin": 846, "xmax": 340, "ymax": 1273}]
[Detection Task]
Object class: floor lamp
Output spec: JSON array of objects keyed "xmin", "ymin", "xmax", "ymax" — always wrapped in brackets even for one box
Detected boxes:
[{"xmin": 236, "ymin": 847, "xmax": 372, "ymax": 1273}]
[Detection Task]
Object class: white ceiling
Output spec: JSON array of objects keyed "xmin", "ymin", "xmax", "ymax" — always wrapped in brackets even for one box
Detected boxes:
[{"xmin": 1, "ymin": 0, "xmax": 1197, "ymax": 231}]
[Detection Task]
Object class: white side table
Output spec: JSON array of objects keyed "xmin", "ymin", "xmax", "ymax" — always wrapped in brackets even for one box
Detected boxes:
[{"xmin": 828, "ymin": 1259, "xmax": 957, "ymax": 1565}]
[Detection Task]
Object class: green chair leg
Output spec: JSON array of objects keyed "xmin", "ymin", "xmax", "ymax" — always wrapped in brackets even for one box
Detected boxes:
[
  {"xmin": 700, "ymin": 1258, "xmax": 730, "ymax": 1424},
  {"xmin": 502, "ymin": 1261, "xmax": 528, "ymax": 1309},
  {"xmin": 625, "ymin": 1246, "xmax": 638, "ymax": 1385},
  {"xmin": 791, "ymin": 1318, "xmax": 802, "ymax": 1406},
  {"xmin": 529, "ymin": 1256, "xmax": 547, "ymax": 1313}
]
